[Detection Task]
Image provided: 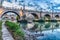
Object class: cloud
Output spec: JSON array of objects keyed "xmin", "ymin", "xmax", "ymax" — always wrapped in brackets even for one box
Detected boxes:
[
  {"xmin": 39, "ymin": 2, "xmax": 48, "ymax": 9},
  {"xmin": 54, "ymin": 7, "xmax": 60, "ymax": 10},
  {"xmin": 2, "ymin": 1, "xmax": 22, "ymax": 9},
  {"xmin": 25, "ymin": 6, "xmax": 36, "ymax": 10},
  {"xmin": 2, "ymin": 1, "xmax": 36, "ymax": 10},
  {"xmin": 2, "ymin": 0, "xmax": 60, "ymax": 12},
  {"xmin": 52, "ymin": 0, "xmax": 60, "ymax": 4}
]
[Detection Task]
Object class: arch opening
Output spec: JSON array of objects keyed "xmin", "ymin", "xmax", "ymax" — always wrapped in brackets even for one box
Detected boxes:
[
  {"xmin": 1, "ymin": 11, "xmax": 20, "ymax": 21},
  {"xmin": 31, "ymin": 13, "xmax": 39, "ymax": 19},
  {"xmin": 44, "ymin": 14, "xmax": 51, "ymax": 20},
  {"xmin": 1, "ymin": 11, "xmax": 20, "ymax": 18},
  {"xmin": 55, "ymin": 15, "xmax": 59, "ymax": 18}
]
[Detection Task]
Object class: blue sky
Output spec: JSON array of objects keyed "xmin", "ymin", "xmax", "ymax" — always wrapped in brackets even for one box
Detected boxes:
[{"xmin": 2, "ymin": 0, "xmax": 60, "ymax": 12}]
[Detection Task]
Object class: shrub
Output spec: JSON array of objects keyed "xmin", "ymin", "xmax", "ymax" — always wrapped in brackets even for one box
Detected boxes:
[
  {"xmin": 15, "ymin": 29, "xmax": 24, "ymax": 37},
  {"xmin": 0, "ymin": 21, "xmax": 2, "ymax": 30},
  {"xmin": 5, "ymin": 21, "xmax": 19, "ymax": 31},
  {"xmin": 0, "ymin": 21, "xmax": 2, "ymax": 26},
  {"xmin": 0, "ymin": 21, "xmax": 2, "ymax": 40},
  {"xmin": 5, "ymin": 21, "xmax": 25, "ymax": 38},
  {"xmin": 39, "ymin": 19, "xmax": 45, "ymax": 22}
]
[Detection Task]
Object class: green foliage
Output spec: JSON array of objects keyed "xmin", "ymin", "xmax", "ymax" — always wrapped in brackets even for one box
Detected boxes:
[
  {"xmin": 5, "ymin": 21, "xmax": 19, "ymax": 31},
  {"xmin": 0, "ymin": 21, "xmax": 2, "ymax": 26},
  {"xmin": 5, "ymin": 21, "xmax": 24, "ymax": 37},
  {"xmin": 0, "ymin": 21, "xmax": 2, "ymax": 40},
  {"xmin": 0, "ymin": 21, "xmax": 2, "ymax": 30},
  {"xmin": 16, "ymin": 16, "xmax": 20, "ymax": 22},
  {"xmin": 15, "ymin": 29, "xmax": 24, "ymax": 37},
  {"xmin": 39, "ymin": 19, "xmax": 45, "ymax": 22}
]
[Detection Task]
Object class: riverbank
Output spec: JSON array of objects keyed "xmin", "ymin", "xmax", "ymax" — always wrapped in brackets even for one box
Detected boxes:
[{"xmin": 0, "ymin": 21, "xmax": 2, "ymax": 40}]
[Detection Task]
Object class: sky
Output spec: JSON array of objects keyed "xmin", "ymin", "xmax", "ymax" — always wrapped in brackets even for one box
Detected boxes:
[{"xmin": 2, "ymin": 0, "xmax": 60, "ymax": 12}]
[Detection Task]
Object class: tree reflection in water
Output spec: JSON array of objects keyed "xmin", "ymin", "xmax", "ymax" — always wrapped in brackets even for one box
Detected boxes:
[
  {"xmin": 20, "ymin": 21, "xmax": 60, "ymax": 40},
  {"xmin": 20, "ymin": 21, "xmax": 60, "ymax": 32}
]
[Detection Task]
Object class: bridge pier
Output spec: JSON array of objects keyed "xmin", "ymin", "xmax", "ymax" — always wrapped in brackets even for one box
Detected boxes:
[{"xmin": 40, "ymin": 12, "xmax": 41, "ymax": 19}]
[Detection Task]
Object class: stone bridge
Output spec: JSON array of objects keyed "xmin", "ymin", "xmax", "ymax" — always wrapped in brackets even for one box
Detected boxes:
[{"xmin": 0, "ymin": 7, "xmax": 60, "ymax": 20}]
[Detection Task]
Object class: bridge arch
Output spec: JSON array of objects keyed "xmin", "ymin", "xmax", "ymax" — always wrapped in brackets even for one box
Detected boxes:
[
  {"xmin": 44, "ymin": 14, "xmax": 51, "ymax": 19},
  {"xmin": 1, "ymin": 11, "xmax": 20, "ymax": 18},
  {"xmin": 55, "ymin": 15, "xmax": 59, "ymax": 18},
  {"xmin": 31, "ymin": 13, "xmax": 39, "ymax": 19}
]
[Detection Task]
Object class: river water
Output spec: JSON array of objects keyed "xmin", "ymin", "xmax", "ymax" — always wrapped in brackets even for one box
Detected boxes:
[{"xmin": 20, "ymin": 22, "xmax": 60, "ymax": 40}]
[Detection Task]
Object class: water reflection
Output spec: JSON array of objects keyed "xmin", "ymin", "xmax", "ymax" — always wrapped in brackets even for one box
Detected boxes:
[
  {"xmin": 20, "ymin": 22, "xmax": 60, "ymax": 32},
  {"xmin": 20, "ymin": 22, "xmax": 60, "ymax": 40}
]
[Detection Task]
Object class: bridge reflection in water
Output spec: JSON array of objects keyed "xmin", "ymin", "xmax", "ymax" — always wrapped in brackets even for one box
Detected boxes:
[{"xmin": 20, "ymin": 22, "xmax": 60, "ymax": 40}]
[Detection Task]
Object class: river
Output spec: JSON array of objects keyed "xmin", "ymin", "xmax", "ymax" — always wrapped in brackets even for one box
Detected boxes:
[{"xmin": 20, "ymin": 22, "xmax": 60, "ymax": 40}]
